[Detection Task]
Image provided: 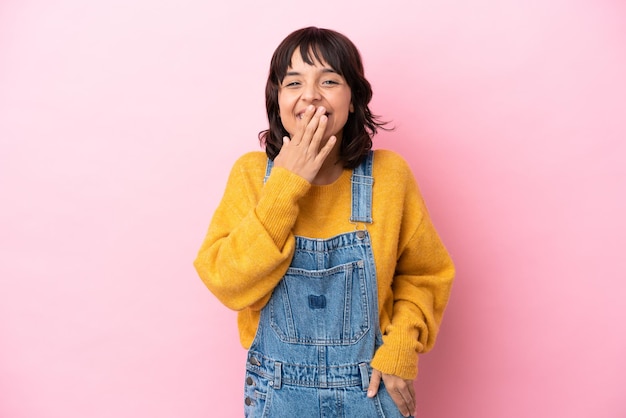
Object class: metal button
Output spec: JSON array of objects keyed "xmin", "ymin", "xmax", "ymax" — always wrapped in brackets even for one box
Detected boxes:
[
  {"xmin": 245, "ymin": 397, "xmax": 252, "ymax": 406},
  {"xmin": 246, "ymin": 376, "xmax": 254, "ymax": 385},
  {"xmin": 356, "ymin": 230, "xmax": 365, "ymax": 239},
  {"xmin": 249, "ymin": 357, "xmax": 261, "ymax": 366}
]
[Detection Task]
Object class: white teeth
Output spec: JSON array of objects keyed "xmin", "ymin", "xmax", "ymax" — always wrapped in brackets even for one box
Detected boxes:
[{"xmin": 295, "ymin": 112, "xmax": 329, "ymax": 119}]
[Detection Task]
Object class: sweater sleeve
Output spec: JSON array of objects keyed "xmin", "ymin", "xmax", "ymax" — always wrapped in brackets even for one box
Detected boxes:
[
  {"xmin": 193, "ymin": 154, "xmax": 311, "ymax": 311},
  {"xmin": 370, "ymin": 163, "xmax": 455, "ymax": 380}
]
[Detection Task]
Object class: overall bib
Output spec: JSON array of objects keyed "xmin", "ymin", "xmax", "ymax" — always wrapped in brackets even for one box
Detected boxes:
[{"xmin": 244, "ymin": 152, "xmax": 407, "ymax": 418}]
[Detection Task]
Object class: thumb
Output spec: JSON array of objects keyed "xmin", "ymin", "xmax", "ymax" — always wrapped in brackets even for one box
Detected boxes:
[{"xmin": 367, "ymin": 369, "xmax": 382, "ymax": 398}]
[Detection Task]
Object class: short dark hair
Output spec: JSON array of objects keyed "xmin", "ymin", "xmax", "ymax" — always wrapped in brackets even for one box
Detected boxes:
[{"xmin": 258, "ymin": 27, "xmax": 390, "ymax": 169}]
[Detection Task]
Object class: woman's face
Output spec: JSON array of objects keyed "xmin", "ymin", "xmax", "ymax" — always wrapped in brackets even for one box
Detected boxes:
[{"xmin": 278, "ymin": 48, "xmax": 353, "ymax": 143}]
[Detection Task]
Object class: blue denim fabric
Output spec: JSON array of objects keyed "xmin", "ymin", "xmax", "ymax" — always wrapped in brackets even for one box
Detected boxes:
[{"xmin": 248, "ymin": 152, "xmax": 408, "ymax": 417}]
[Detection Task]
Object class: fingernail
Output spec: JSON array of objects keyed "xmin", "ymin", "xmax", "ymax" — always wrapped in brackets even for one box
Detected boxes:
[
  {"xmin": 367, "ymin": 390, "xmax": 374, "ymax": 397},
  {"xmin": 307, "ymin": 105, "xmax": 315, "ymax": 111},
  {"xmin": 317, "ymin": 106, "xmax": 326, "ymax": 114}
]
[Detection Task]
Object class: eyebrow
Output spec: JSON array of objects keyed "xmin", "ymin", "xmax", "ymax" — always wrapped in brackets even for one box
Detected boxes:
[{"xmin": 284, "ymin": 68, "xmax": 338, "ymax": 77}]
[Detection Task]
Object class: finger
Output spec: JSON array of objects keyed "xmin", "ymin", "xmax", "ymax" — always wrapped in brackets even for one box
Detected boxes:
[
  {"xmin": 283, "ymin": 135, "xmax": 301, "ymax": 147},
  {"xmin": 293, "ymin": 105, "xmax": 317, "ymax": 140},
  {"xmin": 309, "ymin": 113, "xmax": 329, "ymax": 154},
  {"xmin": 280, "ymin": 136, "xmax": 297, "ymax": 151},
  {"xmin": 401, "ymin": 384, "xmax": 415, "ymax": 417},
  {"xmin": 298, "ymin": 104, "xmax": 316, "ymax": 127},
  {"xmin": 396, "ymin": 381, "xmax": 415, "ymax": 417},
  {"xmin": 367, "ymin": 369, "xmax": 381, "ymax": 398},
  {"xmin": 399, "ymin": 385, "xmax": 415, "ymax": 417},
  {"xmin": 387, "ymin": 387, "xmax": 411, "ymax": 417},
  {"xmin": 299, "ymin": 106, "xmax": 326, "ymax": 148},
  {"xmin": 383, "ymin": 377, "xmax": 414, "ymax": 417},
  {"xmin": 407, "ymin": 381, "xmax": 416, "ymax": 411}
]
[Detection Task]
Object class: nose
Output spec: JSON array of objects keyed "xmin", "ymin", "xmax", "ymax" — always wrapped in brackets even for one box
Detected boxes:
[{"xmin": 301, "ymin": 83, "xmax": 322, "ymax": 103}]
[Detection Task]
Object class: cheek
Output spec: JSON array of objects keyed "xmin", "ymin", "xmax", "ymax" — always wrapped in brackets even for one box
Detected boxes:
[
  {"xmin": 278, "ymin": 108, "xmax": 293, "ymax": 127},
  {"xmin": 326, "ymin": 114, "xmax": 349, "ymax": 137},
  {"xmin": 334, "ymin": 104, "xmax": 351, "ymax": 126},
  {"xmin": 277, "ymin": 98, "xmax": 294, "ymax": 119},
  {"xmin": 277, "ymin": 103, "xmax": 295, "ymax": 134},
  {"xmin": 277, "ymin": 107, "xmax": 290, "ymax": 128},
  {"xmin": 277, "ymin": 92, "xmax": 286, "ymax": 112},
  {"xmin": 277, "ymin": 88, "xmax": 295, "ymax": 105}
]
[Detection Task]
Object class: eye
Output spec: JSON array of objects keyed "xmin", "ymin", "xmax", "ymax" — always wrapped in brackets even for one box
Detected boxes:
[
  {"xmin": 283, "ymin": 80, "xmax": 300, "ymax": 88},
  {"xmin": 322, "ymin": 79, "xmax": 340, "ymax": 85}
]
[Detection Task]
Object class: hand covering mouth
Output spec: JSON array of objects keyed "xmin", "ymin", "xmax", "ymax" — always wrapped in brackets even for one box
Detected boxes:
[{"xmin": 296, "ymin": 110, "xmax": 330, "ymax": 120}]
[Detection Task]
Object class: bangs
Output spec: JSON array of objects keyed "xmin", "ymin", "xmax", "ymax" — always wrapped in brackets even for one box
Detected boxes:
[
  {"xmin": 296, "ymin": 42, "xmax": 343, "ymax": 73},
  {"xmin": 272, "ymin": 30, "xmax": 348, "ymax": 83}
]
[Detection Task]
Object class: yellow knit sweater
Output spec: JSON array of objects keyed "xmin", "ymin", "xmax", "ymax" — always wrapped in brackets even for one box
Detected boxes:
[{"xmin": 194, "ymin": 149, "xmax": 454, "ymax": 379}]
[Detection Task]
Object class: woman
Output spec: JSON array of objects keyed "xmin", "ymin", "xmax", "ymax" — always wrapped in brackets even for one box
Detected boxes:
[{"xmin": 194, "ymin": 26, "xmax": 455, "ymax": 418}]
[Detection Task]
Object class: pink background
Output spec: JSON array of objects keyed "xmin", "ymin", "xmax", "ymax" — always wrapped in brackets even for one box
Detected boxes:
[{"xmin": 1, "ymin": 0, "xmax": 625, "ymax": 417}]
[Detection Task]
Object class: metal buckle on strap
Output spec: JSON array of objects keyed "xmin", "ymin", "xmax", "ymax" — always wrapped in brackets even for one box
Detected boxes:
[
  {"xmin": 273, "ymin": 361, "xmax": 282, "ymax": 390},
  {"xmin": 358, "ymin": 363, "xmax": 370, "ymax": 390},
  {"xmin": 350, "ymin": 221, "xmax": 368, "ymax": 240}
]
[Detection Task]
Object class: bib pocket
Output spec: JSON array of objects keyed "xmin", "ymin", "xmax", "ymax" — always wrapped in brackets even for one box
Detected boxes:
[{"xmin": 269, "ymin": 260, "xmax": 370, "ymax": 345}]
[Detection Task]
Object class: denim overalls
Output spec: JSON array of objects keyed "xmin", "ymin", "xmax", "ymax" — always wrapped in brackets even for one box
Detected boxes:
[{"xmin": 244, "ymin": 152, "xmax": 407, "ymax": 418}]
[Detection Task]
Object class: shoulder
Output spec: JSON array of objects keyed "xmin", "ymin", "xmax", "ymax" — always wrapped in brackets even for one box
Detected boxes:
[
  {"xmin": 221, "ymin": 151, "xmax": 269, "ymax": 193},
  {"xmin": 233, "ymin": 151, "xmax": 268, "ymax": 169},
  {"xmin": 229, "ymin": 151, "xmax": 268, "ymax": 178},
  {"xmin": 370, "ymin": 151, "xmax": 428, "ymax": 223},
  {"xmin": 372, "ymin": 149, "xmax": 414, "ymax": 179}
]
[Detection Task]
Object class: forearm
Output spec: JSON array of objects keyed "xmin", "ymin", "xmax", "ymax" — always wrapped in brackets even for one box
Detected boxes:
[
  {"xmin": 194, "ymin": 165, "xmax": 311, "ymax": 310},
  {"xmin": 372, "ymin": 216, "xmax": 455, "ymax": 379},
  {"xmin": 194, "ymin": 212, "xmax": 296, "ymax": 310}
]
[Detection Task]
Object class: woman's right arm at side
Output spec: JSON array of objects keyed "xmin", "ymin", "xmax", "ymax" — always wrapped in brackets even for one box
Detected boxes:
[{"xmin": 193, "ymin": 154, "xmax": 311, "ymax": 311}]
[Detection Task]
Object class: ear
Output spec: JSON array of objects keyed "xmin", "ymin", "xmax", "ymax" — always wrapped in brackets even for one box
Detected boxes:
[{"xmin": 349, "ymin": 103, "xmax": 354, "ymax": 113}]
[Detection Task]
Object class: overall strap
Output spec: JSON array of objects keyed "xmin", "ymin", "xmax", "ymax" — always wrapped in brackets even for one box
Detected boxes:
[
  {"xmin": 264, "ymin": 151, "xmax": 374, "ymax": 224},
  {"xmin": 350, "ymin": 151, "xmax": 374, "ymax": 224},
  {"xmin": 263, "ymin": 158, "xmax": 274, "ymax": 184}
]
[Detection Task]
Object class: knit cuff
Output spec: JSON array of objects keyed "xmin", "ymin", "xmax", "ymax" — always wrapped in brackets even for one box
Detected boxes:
[
  {"xmin": 255, "ymin": 167, "xmax": 311, "ymax": 246},
  {"xmin": 370, "ymin": 332, "xmax": 420, "ymax": 380}
]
